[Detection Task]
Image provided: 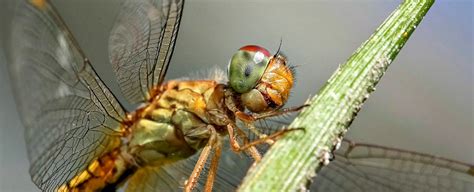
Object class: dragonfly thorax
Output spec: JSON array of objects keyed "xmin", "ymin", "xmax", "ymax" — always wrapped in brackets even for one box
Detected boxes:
[{"xmin": 127, "ymin": 80, "xmax": 229, "ymax": 166}]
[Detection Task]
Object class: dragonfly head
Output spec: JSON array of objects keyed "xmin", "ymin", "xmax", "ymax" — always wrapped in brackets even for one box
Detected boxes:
[{"xmin": 228, "ymin": 45, "xmax": 294, "ymax": 113}]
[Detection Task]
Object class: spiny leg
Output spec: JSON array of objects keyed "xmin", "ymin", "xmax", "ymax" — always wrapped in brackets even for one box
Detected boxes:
[
  {"xmin": 184, "ymin": 126, "xmax": 217, "ymax": 192},
  {"xmin": 234, "ymin": 104, "xmax": 307, "ymax": 145},
  {"xmin": 234, "ymin": 125, "xmax": 250, "ymax": 145},
  {"xmin": 227, "ymin": 124, "xmax": 242, "ymax": 152},
  {"xmin": 204, "ymin": 138, "xmax": 222, "ymax": 192},
  {"xmin": 235, "ymin": 105, "xmax": 307, "ymax": 123},
  {"xmin": 227, "ymin": 124, "xmax": 262, "ymax": 162},
  {"xmin": 244, "ymin": 122, "xmax": 274, "ymax": 145},
  {"xmin": 236, "ymin": 105, "xmax": 308, "ymax": 145},
  {"xmin": 237, "ymin": 128, "xmax": 304, "ymax": 151},
  {"xmin": 251, "ymin": 104, "xmax": 309, "ymax": 120},
  {"xmin": 244, "ymin": 145, "xmax": 262, "ymax": 163},
  {"xmin": 235, "ymin": 126, "xmax": 262, "ymax": 162}
]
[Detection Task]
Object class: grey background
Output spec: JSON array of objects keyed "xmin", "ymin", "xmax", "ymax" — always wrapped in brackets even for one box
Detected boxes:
[{"xmin": 0, "ymin": 0, "xmax": 472, "ymax": 191}]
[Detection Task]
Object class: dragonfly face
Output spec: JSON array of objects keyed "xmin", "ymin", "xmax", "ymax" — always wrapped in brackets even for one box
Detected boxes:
[
  {"xmin": 7, "ymin": 0, "xmax": 473, "ymax": 191},
  {"xmin": 228, "ymin": 45, "xmax": 294, "ymax": 112}
]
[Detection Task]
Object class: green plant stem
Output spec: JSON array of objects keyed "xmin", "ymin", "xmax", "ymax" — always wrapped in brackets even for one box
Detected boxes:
[{"xmin": 238, "ymin": 0, "xmax": 435, "ymax": 191}]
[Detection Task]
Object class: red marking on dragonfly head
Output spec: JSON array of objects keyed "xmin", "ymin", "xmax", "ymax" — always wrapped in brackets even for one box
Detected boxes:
[{"xmin": 239, "ymin": 45, "xmax": 271, "ymax": 57}]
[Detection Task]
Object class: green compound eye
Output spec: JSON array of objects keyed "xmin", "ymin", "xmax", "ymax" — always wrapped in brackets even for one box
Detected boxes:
[{"xmin": 228, "ymin": 45, "xmax": 271, "ymax": 93}]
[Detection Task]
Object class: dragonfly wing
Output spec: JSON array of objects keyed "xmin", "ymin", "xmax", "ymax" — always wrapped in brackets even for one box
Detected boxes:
[
  {"xmin": 311, "ymin": 140, "xmax": 474, "ymax": 192},
  {"xmin": 126, "ymin": 165, "xmax": 188, "ymax": 192},
  {"xmin": 127, "ymin": 144, "xmax": 248, "ymax": 191},
  {"xmin": 9, "ymin": 1, "xmax": 126, "ymax": 191},
  {"xmin": 109, "ymin": 0, "xmax": 184, "ymax": 104}
]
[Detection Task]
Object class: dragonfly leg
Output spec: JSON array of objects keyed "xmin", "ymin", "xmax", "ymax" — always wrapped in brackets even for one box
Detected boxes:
[
  {"xmin": 227, "ymin": 124, "xmax": 262, "ymax": 162},
  {"xmin": 204, "ymin": 138, "xmax": 222, "ymax": 192},
  {"xmin": 184, "ymin": 125, "xmax": 217, "ymax": 192},
  {"xmin": 227, "ymin": 124, "xmax": 243, "ymax": 152},
  {"xmin": 234, "ymin": 125, "xmax": 262, "ymax": 162},
  {"xmin": 245, "ymin": 145, "xmax": 262, "ymax": 163},
  {"xmin": 245, "ymin": 122, "xmax": 274, "ymax": 145},
  {"xmin": 233, "ymin": 104, "xmax": 308, "ymax": 124},
  {"xmin": 238, "ymin": 128, "xmax": 304, "ymax": 151},
  {"xmin": 251, "ymin": 104, "xmax": 309, "ymax": 120}
]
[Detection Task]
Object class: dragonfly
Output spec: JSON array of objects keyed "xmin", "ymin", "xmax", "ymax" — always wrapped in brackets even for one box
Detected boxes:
[{"xmin": 7, "ymin": 0, "xmax": 473, "ymax": 191}]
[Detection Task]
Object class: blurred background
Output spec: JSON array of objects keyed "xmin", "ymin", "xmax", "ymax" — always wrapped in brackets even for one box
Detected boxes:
[{"xmin": 0, "ymin": 0, "xmax": 472, "ymax": 191}]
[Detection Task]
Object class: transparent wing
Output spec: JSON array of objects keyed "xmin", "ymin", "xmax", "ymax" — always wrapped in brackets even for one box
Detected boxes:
[
  {"xmin": 109, "ymin": 0, "xmax": 184, "ymax": 104},
  {"xmin": 9, "ymin": 1, "xmax": 126, "ymax": 191},
  {"xmin": 126, "ymin": 142, "xmax": 249, "ymax": 192},
  {"xmin": 312, "ymin": 139, "xmax": 474, "ymax": 192}
]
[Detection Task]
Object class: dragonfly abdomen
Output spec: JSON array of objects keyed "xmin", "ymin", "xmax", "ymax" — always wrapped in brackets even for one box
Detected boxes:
[{"xmin": 57, "ymin": 148, "xmax": 129, "ymax": 192}]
